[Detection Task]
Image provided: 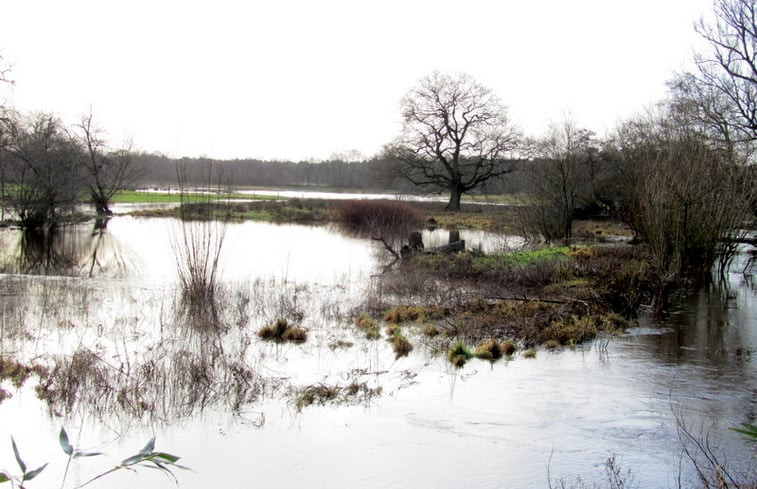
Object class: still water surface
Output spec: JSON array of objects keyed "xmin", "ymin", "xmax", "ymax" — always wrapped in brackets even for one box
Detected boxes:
[{"xmin": 0, "ymin": 215, "xmax": 754, "ymax": 488}]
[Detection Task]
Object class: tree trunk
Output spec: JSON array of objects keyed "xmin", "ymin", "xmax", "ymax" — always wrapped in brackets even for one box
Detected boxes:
[
  {"xmin": 446, "ymin": 186, "xmax": 462, "ymax": 211},
  {"xmin": 91, "ymin": 191, "xmax": 113, "ymax": 216}
]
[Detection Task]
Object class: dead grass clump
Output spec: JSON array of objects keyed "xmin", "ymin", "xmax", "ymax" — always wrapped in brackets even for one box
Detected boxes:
[
  {"xmin": 422, "ymin": 324, "xmax": 442, "ymax": 337},
  {"xmin": 296, "ymin": 384, "xmax": 339, "ymax": 410},
  {"xmin": 541, "ymin": 316, "xmax": 598, "ymax": 345},
  {"xmin": 523, "ymin": 349, "xmax": 537, "ymax": 359},
  {"xmin": 295, "ymin": 382, "xmax": 382, "ymax": 411},
  {"xmin": 328, "ymin": 340, "xmax": 354, "ymax": 350},
  {"xmin": 0, "ymin": 356, "xmax": 46, "ymax": 388},
  {"xmin": 388, "ymin": 334, "xmax": 413, "ymax": 359},
  {"xmin": 35, "ymin": 348, "xmax": 114, "ymax": 414},
  {"xmin": 447, "ymin": 342, "xmax": 474, "ymax": 368},
  {"xmin": 257, "ymin": 318, "xmax": 307, "ymax": 343},
  {"xmin": 501, "ymin": 339, "xmax": 517, "ymax": 356},
  {"xmin": 475, "ymin": 339, "xmax": 503, "ymax": 361},
  {"xmin": 385, "ymin": 323, "xmax": 402, "ymax": 337},
  {"xmin": 383, "ymin": 305, "xmax": 427, "ymax": 323},
  {"xmin": 355, "ymin": 314, "xmax": 381, "ymax": 340},
  {"xmin": 597, "ymin": 312, "xmax": 634, "ymax": 332}
]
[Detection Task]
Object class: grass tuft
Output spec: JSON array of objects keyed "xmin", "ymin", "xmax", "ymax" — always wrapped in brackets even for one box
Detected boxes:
[
  {"xmin": 257, "ymin": 318, "xmax": 307, "ymax": 343},
  {"xmin": 447, "ymin": 342, "xmax": 474, "ymax": 368},
  {"xmin": 355, "ymin": 314, "xmax": 381, "ymax": 340},
  {"xmin": 474, "ymin": 339, "xmax": 503, "ymax": 361},
  {"xmin": 388, "ymin": 334, "xmax": 413, "ymax": 359}
]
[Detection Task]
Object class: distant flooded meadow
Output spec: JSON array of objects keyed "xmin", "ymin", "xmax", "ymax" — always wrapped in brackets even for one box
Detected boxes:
[{"xmin": 0, "ymin": 208, "xmax": 754, "ymax": 488}]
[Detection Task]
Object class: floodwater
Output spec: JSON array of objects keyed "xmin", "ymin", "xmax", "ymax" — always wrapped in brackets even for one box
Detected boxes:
[{"xmin": 0, "ymin": 214, "xmax": 754, "ymax": 489}]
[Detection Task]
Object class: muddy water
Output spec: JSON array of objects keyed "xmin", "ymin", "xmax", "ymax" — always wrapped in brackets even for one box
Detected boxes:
[{"xmin": 0, "ymin": 216, "xmax": 754, "ymax": 488}]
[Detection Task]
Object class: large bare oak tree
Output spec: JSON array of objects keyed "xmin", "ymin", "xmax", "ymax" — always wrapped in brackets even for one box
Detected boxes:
[{"xmin": 386, "ymin": 72, "xmax": 520, "ymax": 211}]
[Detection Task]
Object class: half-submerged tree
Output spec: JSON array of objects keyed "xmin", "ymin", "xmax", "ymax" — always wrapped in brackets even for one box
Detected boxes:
[
  {"xmin": 75, "ymin": 111, "xmax": 141, "ymax": 217},
  {"xmin": 386, "ymin": 72, "xmax": 521, "ymax": 211},
  {"xmin": 521, "ymin": 117, "xmax": 597, "ymax": 244},
  {"xmin": 614, "ymin": 103, "xmax": 753, "ymax": 280}
]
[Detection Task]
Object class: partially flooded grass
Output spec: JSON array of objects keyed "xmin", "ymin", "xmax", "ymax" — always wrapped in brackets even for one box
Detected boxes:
[
  {"xmin": 523, "ymin": 349, "xmax": 537, "ymax": 359},
  {"xmin": 257, "ymin": 318, "xmax": 308, "ymax": 343},
  {"xmin": 388, "ymin": 333, "xmax": 413, "ymax": 359},
  {"xmin": 447, "ymin": 342, "xmax": 474, "ymax": 368},
  {"xmin": 131, "ymin": 199, "xmax": 332, "ymax": 223},
  {"xmin": 0, "ymin": 356, "xmax": 47, "ymax": 389},
  {"xmin": 500, "ymin": 339, "xmax": 517, "ymax": 356},
  {"xmin": 474, "ymin": 339, "xmax": 503, "ymax": 361},
  {"xmin": 328, "ymin": 339, "xmax": 354, "ymax": 350},
  {"xmin": 364, "ymin": 244, "xmax": 653, "ymax": 355},
  {"xmin": 294, "ymin": 382, "xmax": 382, "ymax": 412},
  {"xmin": 355, "ymin": 314, "xmax": 381, "ymax": 340}
]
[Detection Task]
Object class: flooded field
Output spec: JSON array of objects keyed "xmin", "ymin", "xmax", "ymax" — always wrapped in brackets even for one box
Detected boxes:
[{"xmin": 0, "ymin": 213, "xmax": 754, "ymax": 488}]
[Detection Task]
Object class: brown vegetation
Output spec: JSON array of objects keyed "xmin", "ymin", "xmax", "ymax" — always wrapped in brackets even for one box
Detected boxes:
[
  {"xmin": 364, "ymin": 244, "xmax": 654, "ymax": 351},
  {"xmin": 257, "ymin": 318, "xmax": 308, "ymax": 343},
  {"xmin": 333, "ymin": 200, "xmax": 422, "ymax": 259}
]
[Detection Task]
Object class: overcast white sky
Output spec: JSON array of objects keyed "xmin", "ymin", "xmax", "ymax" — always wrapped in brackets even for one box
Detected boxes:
[{"xmin": 0, "ymin": 0, "xmax": 714, "ymax": 161}]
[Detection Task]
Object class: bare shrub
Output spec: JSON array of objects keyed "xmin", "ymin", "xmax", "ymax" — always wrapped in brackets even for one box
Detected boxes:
[
  {"xmin": 171, "ymin": 164, "xmax": 228, "ymax": 305},
  {"xmin": 333, "ymin": 199, "xmax": 421, "ymax": 259},
  {"xmin": 615, "ymin": 107, "xmax": 753, "ymax": 281}
]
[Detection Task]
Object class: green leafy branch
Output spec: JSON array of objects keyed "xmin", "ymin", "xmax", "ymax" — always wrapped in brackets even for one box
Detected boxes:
[
  {"xmin": 730, "ymin": 423, "xmax": 757, "ymax": 441},
  {"xmin": 1, "ymin": 428, "xmax": 187, "ymax": 488}
]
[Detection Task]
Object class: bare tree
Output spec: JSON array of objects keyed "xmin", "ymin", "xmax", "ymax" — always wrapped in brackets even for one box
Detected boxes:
[
  {"xmin": 614, "ymin": 104, "xmax": 753, "ymax": 281},
  {"xmin": 75, "ymin": 110, "xmax": 142, "ymax": 217},
  {"xmin": 520, "ymin": 118, "xmax": 595, "ymax": 244},
  {"xmin": 0, "ymin": 111, "xmax": 83, "ymax": 230},
  {"xmin": 689, "ymin": 0, "xmax": 757, "ymax": 142},
  {"xmin": 0, "ymin": 52, "xmax": 12, "ymax": 86},
  {"xmin": 385, "ymin": 72, "xmax": 521, "ymax": 211}
]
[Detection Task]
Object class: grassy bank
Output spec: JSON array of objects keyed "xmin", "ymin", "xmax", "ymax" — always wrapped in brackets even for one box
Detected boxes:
[{"xmin": 355, "ymin": 244, "xmax": 653, "ymax": 364}]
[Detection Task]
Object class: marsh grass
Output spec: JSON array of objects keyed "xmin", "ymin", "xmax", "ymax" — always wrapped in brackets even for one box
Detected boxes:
[
  {"xmin": 355, "ymin": 314, "xmax": 381, "ymax": 340},
  {"xmin": 0, "ymin": 356, "xmax": 47, "ymax": 389},
  {"xmin": 383, "ymin": 305, "xmax": 429, "ymax": 323},
  {"xmin": 474, "ymin": 339, "xmax": 503, "ymax": 361},
  {"xmin": 385, "ymin": 323, "xmax": 402, "ymax": 336},
  {"xmin": 257, "ymin": 318, "xmax": 307, "ymax": 343},
  {"xmin": 500, "ymin": 339, "xmax": 517, "ymax": 356},
  {"xmin": 388, "ymin": 333, "xmax": 413, "ymax": 359},
  {"xmin": 447, "ymin": 342, "xmax": 474, "ymax": 367},
  {"xmin": 294, "ymin": 382, "xmax": 382, "ymax": 412},
  {"xmin": 328, "ymin": 340, "xmax": 354, "ymax": 350}
]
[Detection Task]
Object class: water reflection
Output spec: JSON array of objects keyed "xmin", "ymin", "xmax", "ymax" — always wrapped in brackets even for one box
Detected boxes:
[
  {"xmin": 0, "ymin": 223, "xmax": 134, "ymax": 278},
  {"xmin": 34, "ymin": 290, "xmax": 264, "ymax": 424},
  {"xmin": 0, "ymin": 215, "xmax": 754, "ymax": 489}
]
